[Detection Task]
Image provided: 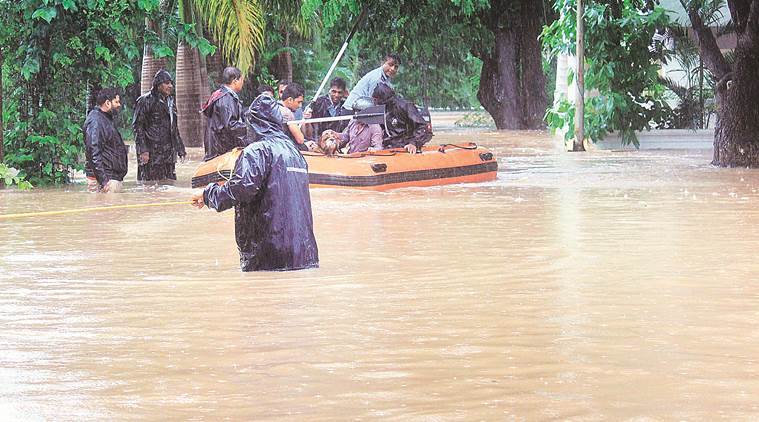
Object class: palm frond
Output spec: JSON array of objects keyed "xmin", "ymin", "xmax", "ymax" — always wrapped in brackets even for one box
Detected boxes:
[{"xmin": 194, "ymin": 0, "xmax": 265, "ymax": 74}]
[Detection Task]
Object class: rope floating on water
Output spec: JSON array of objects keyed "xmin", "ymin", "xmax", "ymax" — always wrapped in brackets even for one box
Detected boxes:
[{"xmin": 0, "ymin": 201, "xmax": 192, "ymax": 220}]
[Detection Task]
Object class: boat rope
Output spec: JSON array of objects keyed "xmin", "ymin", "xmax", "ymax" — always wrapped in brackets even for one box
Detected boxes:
[
  {"xmin": 438, "ymin": 143, "xmax": 478, "ymax": 153},
  {"xmin": 0, "ymin": 201, "xmax": 191, "ymax": 220}
]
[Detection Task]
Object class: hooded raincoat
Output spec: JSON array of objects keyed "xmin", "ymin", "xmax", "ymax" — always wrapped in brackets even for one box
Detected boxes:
[
  {"xmin": 203, "ymin": 94, "xmax": 319, "ymax": 272},
  {"xmin": 84, "ymin": 108, "xmax": 128, "ymax": 187},
  {"xmin": 200, "ymin": 85, "xmax": 248, "ymax": 161},
  {"xmin": 371, "ymin": 83, "xmax": 433, "ymax": 150},
  {"xmin": 132, "ymin": 70, "xmax": 186, "ymax": 181}
]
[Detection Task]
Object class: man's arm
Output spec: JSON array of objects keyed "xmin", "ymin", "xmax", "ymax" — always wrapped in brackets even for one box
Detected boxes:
[
  {"xmin": 171, "ymin": 100, "xmax": 187, "ymax": 157},
  {"xmin": 86, "ymin": 123, "xmax": 109, "ymax": 187},
  {"xmin": 201, "ymin": 146, "xmax": 270, "ymax": 212},
  {"xmin": 132, "ymin": 97, "xmax": 150, "ymax": 163}
]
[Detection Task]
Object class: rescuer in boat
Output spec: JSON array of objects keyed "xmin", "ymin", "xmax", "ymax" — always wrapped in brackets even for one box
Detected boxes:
[
  {"xmin": 371, "ymin": 83, "xmax": 433, "ymax": 154},
  {"xmin": 191, "ymin": 94, "xmax": 319, "ymax": 272},
  {"xmin": 343, "ymin": 53, "xmax": 400, "ymax": 112}
]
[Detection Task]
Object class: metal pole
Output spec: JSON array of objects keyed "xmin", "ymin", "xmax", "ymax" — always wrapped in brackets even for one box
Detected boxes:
[
  {"xmin": 309, "ymin": 6, "xmax": 368, "ymax": 105},
  {"xmin": 573, "ymin": 0, "xmax": 586, "ymax": 152}
]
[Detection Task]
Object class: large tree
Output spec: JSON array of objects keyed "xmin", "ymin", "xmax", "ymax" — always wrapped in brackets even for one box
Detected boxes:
[{"xmin": 682, "ymin": 0, "xmax": 759, "ymax": 167}]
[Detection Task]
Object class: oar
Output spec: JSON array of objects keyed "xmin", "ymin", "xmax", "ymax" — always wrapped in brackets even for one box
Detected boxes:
[
  {"xmin": 289, "ymin": 105, "xmax": 386, "ymax": 126},
  {"xmin": 307, "ymin": 5, "xmax": 369, "ymax": 108}
]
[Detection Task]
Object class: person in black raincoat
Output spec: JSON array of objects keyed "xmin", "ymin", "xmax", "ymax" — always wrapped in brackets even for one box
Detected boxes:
[
  {"xmin": 200, "ymin": 66, "xmax": 248, "ymax": 161},
  {"xmin": 372, "ymin": 82, "xmax": 433, "ymax": 154},
  {"xmin": 191, "ymin": 94, "xmax": 319, "ymax": 272},
  {"xmin": 132, "ymin": 69, "xmax": 186, "ymax": 181},
  {"xmin": 84, "ymin": 88, "xmax": 128, "ymax": 193}
]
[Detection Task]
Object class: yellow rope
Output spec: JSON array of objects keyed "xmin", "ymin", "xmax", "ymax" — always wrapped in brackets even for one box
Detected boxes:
[{"xmin": 0, "ymin": 201, "xmax": 191, "ymax": 220}]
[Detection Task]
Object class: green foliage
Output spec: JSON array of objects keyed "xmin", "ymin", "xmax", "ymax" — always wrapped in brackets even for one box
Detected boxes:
[
  {"xmin": 0, "ymin": 163, "xmax": 34, "ymax": 190},
  {"xmin": 542, "ymin": 0, "xmax": 673, "ymax": 147},
  {"xmin": 310, "ymin": 0, "xmax": 485, "ymax": 108},
  {"xmin": 2, "ymin": 0, "xmax": 154, "ymax": 185}
]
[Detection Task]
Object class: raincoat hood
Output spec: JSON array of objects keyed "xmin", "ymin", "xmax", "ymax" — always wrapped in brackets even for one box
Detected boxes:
[
  {"xmin": 245, "ymin": 94, "xmax": 288, "ymax": 141},
  {"xmin": 152, "ymin": 69, "xmax": 173, "ymax": 92},
  {"xmin": 372, "ymin": 82, "xmax": 396, "ymax": 105}
]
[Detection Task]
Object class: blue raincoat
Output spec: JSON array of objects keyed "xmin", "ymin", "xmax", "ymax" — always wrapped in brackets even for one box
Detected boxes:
[{"xmin": 203, "ymin": 95, "xmax": 319, "ymax": 271}]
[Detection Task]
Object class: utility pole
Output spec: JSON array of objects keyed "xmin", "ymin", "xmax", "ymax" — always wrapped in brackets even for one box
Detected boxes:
[{"xmin": 572, "ymin": 0, "xmax": 586, "ymax": 152}]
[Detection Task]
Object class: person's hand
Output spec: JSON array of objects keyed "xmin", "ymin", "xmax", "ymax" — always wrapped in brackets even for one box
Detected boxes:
[
  {"xmin": 305, "ymin": 140, "xmax": 319, "ymax": 151},
  {"xmin": 191, "ymin": 191, "xmax": 205, "ymax": 209},
  {"xmin": 101, "ymin": 181, "xmax": 111, "ymax": 193},
  {"xmin": 404, "ymin": 144, "xmax": 418, "ymax": 154},
  {"xmin": 139, "ymin": 152, "xmax": 150, "ymax": 164}
]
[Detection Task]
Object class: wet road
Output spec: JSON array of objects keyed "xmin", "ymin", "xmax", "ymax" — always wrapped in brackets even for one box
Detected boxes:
[{"xmin": 2, "ymin": 128, "xmax": 759, "ymax": 419}]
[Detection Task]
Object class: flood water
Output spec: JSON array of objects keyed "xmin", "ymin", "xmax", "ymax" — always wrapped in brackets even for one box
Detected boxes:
[{"xmin": 2, "ymin": 122, "xmax": 759, "ymax": 420}]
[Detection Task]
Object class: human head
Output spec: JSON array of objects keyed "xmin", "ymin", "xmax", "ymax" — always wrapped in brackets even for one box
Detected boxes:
[
  {"xmin": 382, "ymin": 53, "xmax": 401, "ymax": 78},
  {"xmin": 96, "ymin": 88, "xmax": 121, "ymax": 113},
  {"xmin": 329, "ymin": 77, "xmax": 347, "ymax": 104},
  {"xmin": 281, "ymin": 82, "xmax": 305, "ymax": 111},
  {"xmin": 256, "ymin": 84, "xmax": 275, "ymax": 97},
  {"xmin": 153, "ymin": 69, "xmax": 174, "ymax": 97},
  {"xmin": 371, "ymin": 83, "xmax": 395, "ymax": 105},
  {"xmin": 223, "ymin": 67, "xmax": 244, "ymax": 92},
  {"xmin": 277, "ymin": 79, "xmax": 291, "ymax": 99}
]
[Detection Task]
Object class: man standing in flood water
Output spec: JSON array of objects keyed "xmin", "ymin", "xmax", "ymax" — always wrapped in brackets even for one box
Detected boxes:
[
  {"xmin": 84, "ymin": 88, "xmax": 128, "ymax": 193},
  {"xmin": 191, "ymin": 94, "xmax": 319, "ymax": 272},
  {"xmin": 132, "ymin": 70, "xmax": 186, "ymax": 183},
  {"xmin": 200, "ymin": 66, "xmax": 248, "ymax": 161}
]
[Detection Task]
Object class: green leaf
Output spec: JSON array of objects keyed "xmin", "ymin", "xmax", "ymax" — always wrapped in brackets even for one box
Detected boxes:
[
  {"xmin": 95, "ymin": 46, "xmax": 112, "ymax": 61},
  {"xmin": 43, "ymin": 163, "xmax": 53, "ymax": 175},
  {"xmin": 153, "ymin": 45, "xmax": 174, "ymax": 58},
  {"xmin": 21, "ymin": 58, "xmax": 40, "ymax": 80},
  {"xmin": 32, "ymin": 6, "xmax": 57, "ymax": 23},
  {"xmin": 61, "ymin": 0, "xmax": 77, "ymax": 11}
]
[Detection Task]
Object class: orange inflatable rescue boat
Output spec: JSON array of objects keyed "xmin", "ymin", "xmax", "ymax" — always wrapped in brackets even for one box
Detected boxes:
[{"xmin": 192, "ymin": 142, "xmax": 498, "ymax": 191}]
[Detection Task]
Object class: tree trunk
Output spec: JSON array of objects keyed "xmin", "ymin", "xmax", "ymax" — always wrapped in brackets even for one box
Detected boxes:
[
  {"xmin": 686, "ymin": 0, "xmax": 759, "ymax": 167},
  {"xmin": 520, "ymin": 0, "xmax": 548, "ymax": 129},
  {"xmin": 176, "ymin": 42, "xmax": 205, "ymax": 147},
  {"xmin": 477, "ymin": 28, "xmax": 521, "ymax": 129},
  {"xmin": 712, "ymin": 33, "xmax": 759, "ymax": 167},
  {"xmin": 140, "ymin": 18, "xmax": 167, "ymax": 95},
  {"xmin": 476, "ymin": 0, "xmax": 547, "ymax": 130}
]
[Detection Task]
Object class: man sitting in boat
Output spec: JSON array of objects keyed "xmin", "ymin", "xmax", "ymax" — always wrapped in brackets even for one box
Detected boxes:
[
  {"xmin": 371, "ymin": 83, "xmax": 433, "ymax": 154},
  {"xmin": 305, "ymin": 77, "xmax": 349, "ymax": 141},
  {"xmin": 319, "ymin": 116, "xmax": 383, "ymax": 155}
]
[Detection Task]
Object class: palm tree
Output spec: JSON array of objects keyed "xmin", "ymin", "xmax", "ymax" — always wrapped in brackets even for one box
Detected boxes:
[
  {"xmin": 264, "ymin": 1, "xmax": 317, "ymax": 82},
  {"xmin": 141, "ymin": 0, "xmax": 266, "ymax": 146},
  {"xmin": 139, "ymin": 17, "xmax": 166, "ymax": 95}
]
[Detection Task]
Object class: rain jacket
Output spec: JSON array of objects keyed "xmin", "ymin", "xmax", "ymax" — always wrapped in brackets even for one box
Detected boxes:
[
  {"xmin": 201, "ymin": 85, "xmax": 248, "ymax": 161},
  {"xmin": 371, "ymin": 83, "xmax": 433, "ymax": 149},
  {"xmin": 204, "ymin": 94, "xmax": 319, "ymax": 272},
  {"xmin": 132, "ymin": 70, "xmax": 186, "ymax": 167},
  {"xmin": 84, "ymin": 108, "xmax": 128, "ymax": 186}
]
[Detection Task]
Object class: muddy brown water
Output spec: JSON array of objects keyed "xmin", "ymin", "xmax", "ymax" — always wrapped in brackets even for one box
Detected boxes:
[{"xmin": 2, "ymin": 127, "xmax": 759, "ymax": 420}]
